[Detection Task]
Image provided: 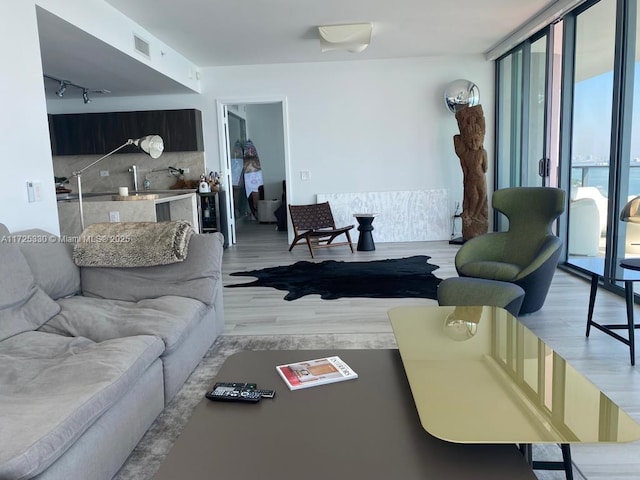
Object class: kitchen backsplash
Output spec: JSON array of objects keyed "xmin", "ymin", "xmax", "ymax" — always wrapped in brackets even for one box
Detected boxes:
[{"xmin": 53, "ymin": 151, "xmax": 206, "ymax": 192}]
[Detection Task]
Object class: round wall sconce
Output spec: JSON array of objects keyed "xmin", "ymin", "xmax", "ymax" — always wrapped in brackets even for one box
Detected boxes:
[{"xmin": 444, "ymin": 79, "xmax": 480, "ymax": 113}]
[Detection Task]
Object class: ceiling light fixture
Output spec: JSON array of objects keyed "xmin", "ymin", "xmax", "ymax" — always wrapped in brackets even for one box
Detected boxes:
[
  {"xmin": 43, "ymin": 74, "xmax": 108, "ymax": 104},
  {"xmin": 318, "ymin": 23, "xmax": 372, "ymax": 53},
  {"xmin": 55, "ymin": 81, "xmax": 67, "ymax": 97}
]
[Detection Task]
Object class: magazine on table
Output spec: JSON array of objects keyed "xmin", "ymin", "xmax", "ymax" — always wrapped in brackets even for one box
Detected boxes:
[{"xmin": 276, "ymin": 356, "xmax": 358, "ymax": 390}]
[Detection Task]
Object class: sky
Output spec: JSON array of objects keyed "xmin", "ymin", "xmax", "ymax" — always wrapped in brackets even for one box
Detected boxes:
[{"xmin": 572, "ymin": 62, "xmax": 640, "ymax": 163}]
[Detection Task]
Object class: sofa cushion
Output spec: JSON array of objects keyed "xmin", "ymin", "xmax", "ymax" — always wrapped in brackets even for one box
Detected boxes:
[
  {"xmin": 0, "ymin": 331, "xmax": 164, "ymax": 480},
  {"xmin": 0, "ymin": 226, "xmax": 60, "ymax": 342},
  {"xmin": 15, "ymin": 228, "xmax": 81, "ymax": 300},
  {"xmin": 41, "ymin": 295, "xmax": 209, "ymax": 355},
  {"xmin": 80, "ymin": 232, "xmax": 223, "ymax": 305}
]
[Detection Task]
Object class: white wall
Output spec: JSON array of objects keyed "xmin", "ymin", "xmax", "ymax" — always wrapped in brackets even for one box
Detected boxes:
[
  {"xmin": 0, "ymin": 3, "xmax": 59, "ymax": 233},
  {"xmin": 49, "ymin": 54, "xmax": 495, "ymax": 227},
  {"xmin": 205, "ymin": 57, "xmax": 494, "ymax": 213},
  {"xmin": 2, "ymin": 1, "xmax": 494, "ymax": 240}
]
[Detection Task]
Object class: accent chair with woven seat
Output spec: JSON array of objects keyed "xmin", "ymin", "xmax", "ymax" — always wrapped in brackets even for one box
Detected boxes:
[
  {"xmin": 288, "ymin": 201, "xmax": 354, "ymax": 258},
  {"xmin": 454, "ymin": 187, "xmax": 566, "ymax": 314}
]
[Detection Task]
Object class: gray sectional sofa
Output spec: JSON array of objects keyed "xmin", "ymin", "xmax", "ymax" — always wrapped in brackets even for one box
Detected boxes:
[{"xmin": 0, "ymin": 222, "xmax": 224, "ymax": 480}]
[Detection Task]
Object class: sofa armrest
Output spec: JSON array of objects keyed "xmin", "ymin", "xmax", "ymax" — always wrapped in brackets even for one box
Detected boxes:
[{"xmin": 80, "ymin": 233, "xmax": 224, "ymax": 305}]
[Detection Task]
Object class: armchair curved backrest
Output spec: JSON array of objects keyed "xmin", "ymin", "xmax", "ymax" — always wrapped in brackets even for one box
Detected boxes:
[
  {"xmin": 455, "ymin": 187, "xmax": 566, "ymax": 314},
  {"xmin": 493, "ymin": 187, "xmax": 565, "ymax": 266}
]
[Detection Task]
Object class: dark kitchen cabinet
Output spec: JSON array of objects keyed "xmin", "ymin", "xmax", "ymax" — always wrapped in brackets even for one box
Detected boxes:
[{"xmin": 48, "ymin": 109, "xmax": 204, "ymax": 155}]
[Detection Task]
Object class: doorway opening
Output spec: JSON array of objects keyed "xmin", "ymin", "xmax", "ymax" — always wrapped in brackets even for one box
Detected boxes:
[{"xmin": 217, "ymin": 98, "xmax": 291, "ymax": 246}]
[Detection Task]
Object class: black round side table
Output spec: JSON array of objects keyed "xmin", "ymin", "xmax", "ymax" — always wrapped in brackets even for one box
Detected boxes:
[{"xmin": 353, "ymin": 213, "xmax": 377, "ymax": 251}]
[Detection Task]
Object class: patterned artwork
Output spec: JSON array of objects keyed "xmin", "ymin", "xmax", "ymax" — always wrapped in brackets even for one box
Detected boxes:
[{"xmin": 316, "ymin": 190, "xmax": 450, "ymax": 243}]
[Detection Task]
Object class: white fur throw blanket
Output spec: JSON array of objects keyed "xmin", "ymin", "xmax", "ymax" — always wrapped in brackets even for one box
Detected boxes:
[{"xmin": 73, "ymin": 221, "xmax": 195, "ymax": 268}]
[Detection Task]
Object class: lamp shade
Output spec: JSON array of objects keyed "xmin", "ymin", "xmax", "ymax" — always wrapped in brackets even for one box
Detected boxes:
[
  {"xmin": 620, "ymin": 196, "xmax": 640, "ymax": 223},
  {"xmin": 133, "ymin": 135, "xmax": 164, "ymax": 159},
  {"xmin": 318, "ymin": 23, "xmax": 372, "ymax": 53}
]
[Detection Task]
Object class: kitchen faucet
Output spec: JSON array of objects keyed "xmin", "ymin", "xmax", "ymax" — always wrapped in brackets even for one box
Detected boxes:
[{"xmin": 128, "ymin": 165, "xmax": 138, "ymax": 192}]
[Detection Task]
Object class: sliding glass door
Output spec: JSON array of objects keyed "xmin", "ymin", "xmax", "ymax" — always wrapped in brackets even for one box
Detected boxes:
[
  {"xmin": 564, "ymin": 0, "xmax": 640, "ymax": 265},
  {"xmin": 495, "ymin": 27, "xmax": 559, "ymax": 230},
  {"xmin": 496, "ymin": 48, "xmax": 523, "ymax": 194},
  {"xmin": 566, "ymin": 0, "xmax": 617, "ymax": 259},
  {"xmin": 526, "ymin": 35, "xmax": 551, "ymax": 187},
  {"xmin": 617, "ymin": 1, "xmax": 639, "ymax": 259},
  {"xmin": 495, "ymin": 0, "xmax": 640, "ymax": 297}
]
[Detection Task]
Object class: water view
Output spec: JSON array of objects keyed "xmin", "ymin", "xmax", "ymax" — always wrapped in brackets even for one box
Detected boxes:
[{"xmin": 572, "ymin": 164, "xmax": 640, "ymax": 198}]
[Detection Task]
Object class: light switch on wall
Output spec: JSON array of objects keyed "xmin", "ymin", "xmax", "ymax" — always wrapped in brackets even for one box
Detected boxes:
[
  {"xmin": 300, "ymin": 170, "xmax": 310, "ymax": 181},
  {"xmin": 26, "ymin": 181, "xmax": 43, "ymax": 202}
]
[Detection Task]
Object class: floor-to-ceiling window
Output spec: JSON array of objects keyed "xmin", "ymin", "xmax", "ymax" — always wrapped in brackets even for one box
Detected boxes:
[
  {"xmin": 496, "ymin": 48, "xmax": 523, "ymax": 193},
  {"xmin": 567, "ymin": 0, "xmax": 617, "ymax": 259},
  {"xmin": 564, "ymin": 0, "xmax": 640, "ymax": 270},
  {"xmin": 496, "ymin": 48, "xmax": 523, "ymax": 231},
  {"xmin": 526, "ymin": 36, "xmax": 550, "ymax": 187},
  {"xmin": 496, "ymin": 36, "xmax": 551, "ymax": 193},
  {"xmin": 495, "ymin": 28, "xmax": 559, "ymax": 230},
  {"xmin": 618, "ymin": 1, "xmax": 640, "ymax": 258},
  {"xmin": 496, "ymin": 0, "xmax": 640, "ymax": 292}
]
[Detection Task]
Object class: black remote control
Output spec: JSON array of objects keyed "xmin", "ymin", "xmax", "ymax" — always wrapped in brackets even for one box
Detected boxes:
[
  {"xmin": 258, "ymin": 389, "xmax": 276, "ymax": 399},
  {"xmin": 205, "ymin": 382, "xmax": 262, "ymax": 403}
]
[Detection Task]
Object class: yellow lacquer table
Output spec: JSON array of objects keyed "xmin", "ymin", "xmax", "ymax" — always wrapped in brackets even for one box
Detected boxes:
[{"xmin": 388, "ymin": 305, "xmax": 640, "ymax": 478}]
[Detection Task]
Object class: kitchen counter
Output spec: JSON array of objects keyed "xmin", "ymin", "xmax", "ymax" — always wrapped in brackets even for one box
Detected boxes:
[
  {"xmin": 56, "ymin": 189, "xmax": 198, "ymax": 202},
  {"xmin": 57, "ymin": 191, "xmax": 199, "ymax": 237}
]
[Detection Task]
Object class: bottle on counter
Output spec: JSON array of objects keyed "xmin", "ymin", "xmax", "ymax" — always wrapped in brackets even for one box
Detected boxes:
[{"xmin": 198, "ymin": 174, "xmax": 211, "ymax": 193}]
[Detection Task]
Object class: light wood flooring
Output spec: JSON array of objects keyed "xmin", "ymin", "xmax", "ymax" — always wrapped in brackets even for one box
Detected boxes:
[{"xmin": 221, "ymin": 218, "xmax": 640, "ymax": 479}]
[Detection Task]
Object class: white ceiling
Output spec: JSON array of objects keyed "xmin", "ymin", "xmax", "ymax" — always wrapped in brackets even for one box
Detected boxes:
[
  {"xmin": 37, "ymin": 8, "xmax": 195, "ymax": 101},
  {"xmin": 38, "ymin": 0, "xmax": 556, "ymax": 99}
]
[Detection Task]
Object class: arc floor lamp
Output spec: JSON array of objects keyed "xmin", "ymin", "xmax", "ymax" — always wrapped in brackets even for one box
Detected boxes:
[{"xmin": 73, "ymin": 135, "xmax": 164, "ymax": 231}]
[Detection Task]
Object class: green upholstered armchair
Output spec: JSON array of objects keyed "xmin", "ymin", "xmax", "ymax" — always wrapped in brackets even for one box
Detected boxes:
[{"xmin": 454, "ymin": 187, "xmax": 566, "ymax": 314}]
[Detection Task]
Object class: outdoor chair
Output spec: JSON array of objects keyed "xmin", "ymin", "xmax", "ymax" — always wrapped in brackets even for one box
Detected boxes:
[
  {"xmin": 288, "ymin": 202, "xmax": 354, "ymax": 258},
  {"xmin": 454, "ymin": 187, "xmax": 566, "ymax": 314}
]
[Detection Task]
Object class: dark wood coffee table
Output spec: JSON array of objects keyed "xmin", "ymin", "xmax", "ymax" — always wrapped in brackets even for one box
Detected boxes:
[{"xmin": 153, "ymin": 349, "xmax": 536, "ymax": 480}]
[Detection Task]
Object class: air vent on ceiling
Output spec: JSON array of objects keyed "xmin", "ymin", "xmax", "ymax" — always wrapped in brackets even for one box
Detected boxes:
[{"xmin": 133, "ymin": 34, "xmax": 150, "ymax": 58}]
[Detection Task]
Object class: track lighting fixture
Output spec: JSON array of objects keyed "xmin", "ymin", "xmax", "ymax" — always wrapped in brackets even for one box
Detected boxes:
[
  {"xmin": 55, "ymin": 81, "xmax": 67, "ymax": 97},
  {"xmin": 43, "ymin": 74, "xmax": 109, "ymax": 104}
]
